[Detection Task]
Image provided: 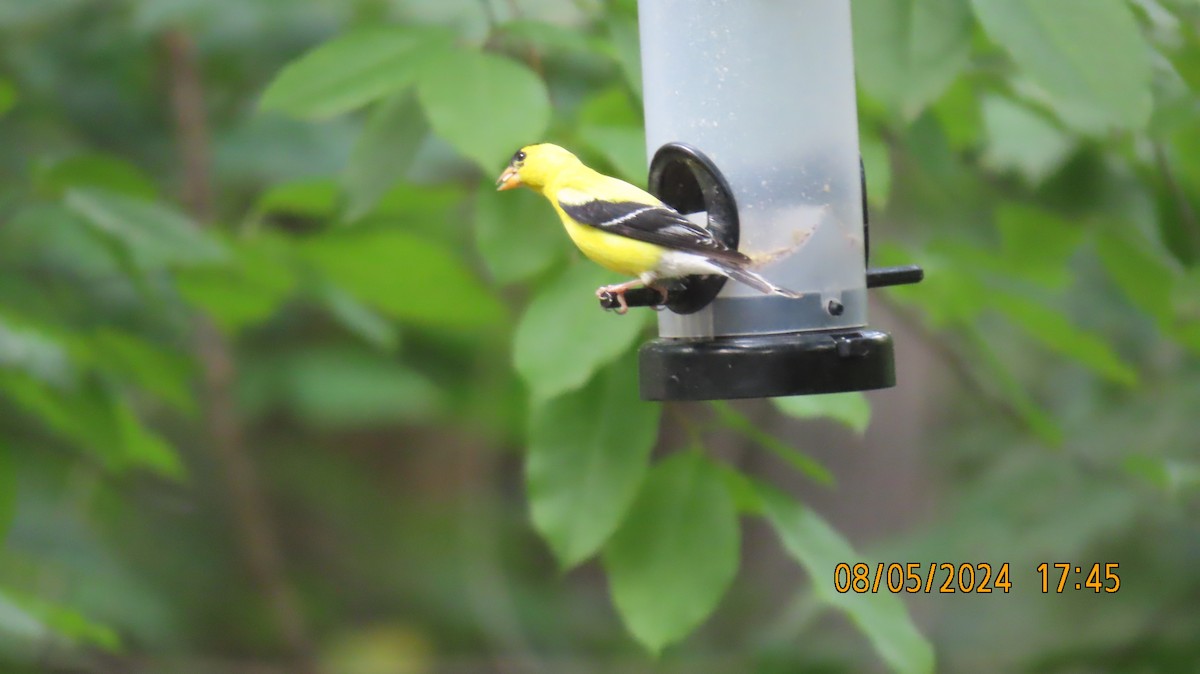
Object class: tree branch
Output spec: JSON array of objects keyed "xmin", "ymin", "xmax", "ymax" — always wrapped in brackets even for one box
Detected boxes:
[{"xmin": 162, "ymin": 29, "xmax": 320, "ymax": 674}]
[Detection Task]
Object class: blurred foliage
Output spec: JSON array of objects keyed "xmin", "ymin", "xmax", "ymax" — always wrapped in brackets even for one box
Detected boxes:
[{"xmin": 0, "ymin": 0, "xmax": 1198, "ymax": 672}]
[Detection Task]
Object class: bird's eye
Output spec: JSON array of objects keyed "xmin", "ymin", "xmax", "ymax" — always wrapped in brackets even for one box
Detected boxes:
[{"xmin": 514, "ymin": 150, "xmax": 526, "ymax": 163}]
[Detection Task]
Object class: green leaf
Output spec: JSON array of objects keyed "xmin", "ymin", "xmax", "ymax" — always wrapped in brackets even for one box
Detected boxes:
[
  {"xmin": 259, "ymin": 26, "xmax": 450, "ymax": 119},
  {"xmin": 1169, "ymin": 123, "xmax": 1200, "ymax": 194},
  {"xmin": 5, "ymin": 592, "xmax": 120, "ymax": 651},
  {"xmin": 0, "ymin": 590, "xmax": 45, "ymax": 645},
  {"xmin": 0, "ymin": 0, "xmax": 86, "ymax": 28},
  {"xmin": 0, "ymin": 78, "xmax": 15, "ymax": 117},
  {"xmin": 603, "ymin": 451, "xmax": 738, "ymax": 654},
  {"xmin": 606, "ymin": 16, "xmax": 643, "ymax": 97},
  {"xmin": 3, "ymin": 204, "xmax": 124, "ymax": 281},
  {"xmin": 474, "ymin": 180, "xmax": 567, "ymax": 285},
  {"xmin": 1123, "ymin": 456, "xmax": 1200, "ymax": 494},
  {"xmin": 513, "ymin": 263, "xmax": 651, "ymax": 402},
  {"xmin": 34, "ymin": 153, "xmax": 158, "ymax": 199},
  {"xmin": 238, "ymin": 346, "xmax": 441, "ymax": 428},
  {"xmin": 84, "ymin": 328, "xmax": 195, "ymax": 414},
  {"xmin": 757, "ymin": 482, "xmax": 934, "ymax": 674},
  {"xmin": 931, "ymin": 77, "xmax": 983, "ymax": 151},
  {"xmin": 577, "ymin": 88, "xmax": 646, "ymax": 183},
  {"xmin": 578, "ymin": 125, "xmax": 646, "ymax": 184},
  {"xmin": 64, "ymin": 188, "xmax": 227, "ymax": 270},
  {"xmin": 1148, "ymin": 37, "xmax": 1200, "ymax": 139},
  {"xmin": 1170, "ymin": 268, "xmax": 1200, "ymax": 351},
  {"xmin": 1157, "ymin": 126, "xmax": 1200, "ymax": 265},
  {"xmin": 343, "ymin": 93, "xmax": 428, "ymax": 220},
  {"xmin": 990, "ymin": 291, "xmax": 1138, "ymax": 386},
  {"xmin": 773, "ymin": 392, "xmax": 872, "ymax": 435},
  {"xmin": 0, "ymin": 373, "xmax": 182, "ymax": 478},
  {"xmin": 301, "ymin": 228, "xmax": 505, "ymax": 330},
  {"xmin": 718, "ymin": 464, "xmax": 765, "ymax": 516},
  {"xmin": 417, "ymin": 48, "xmax": 551, "ymax": 171},
  {"xmin": 0, "ymin": 315, "xmax": 73, "ymax": 387},
  {"xmin": 981, "ymin": 96, "xmax": 1075, "ymax": 185},
  {"xmin": 852, "ymin": 0, "xmax": 974, "ymax": 119},
  {"xmin": 527, "ymin": 354, "xmax": 660, "ymax": 569},
  {"xmin": 0, "ymin": 373, "xmax": 104, "ymax": 457},
  {"xmin": 495, "ymin": 19, "xmax": 612, "ymax": 58},
  {"xmin": 113, "ymin": 397, "xmax": 183, "ymax": 479},
  {"xmin": 1095, "ymin": 229, "xmax": 1180, "ymax": 324},
  {"xmin": 995, "ymin": 204, "xmax": 1082, "ymax": 288},
  {"xmin": 859, "ymin": 134, "xmax": 892, "ymax": 210},
  {"xmin": 710, "ymin": 401, "xmax": 834, "ymax": 484},
  {"xmin": 175, "ymin": 235, "xmax": 296, "ymax": 333},
  {"xmin": 962, "ymin": 325, "xmax": 1063, "ymax": 446},
  {"xmin": 254, "ymin": 178, "xmax": 341, "ymax": 221},
  {"xmin": 0, "ymin": 444, "xmax": 14, "ymax": 542},
  {"xmin": 970, "ymin": 0, "xmax": 1153, "ymax": 132},
  {"xmin": 873, "ymin": 244, "xmax": 988, "ymax": 328},
  {"xmin": 315, "ymin": 283, "xmax": 400, "ymax": 352},
  {"xmin": 370, "ymin": 182, "xmax": 467, "ymax": 233}
]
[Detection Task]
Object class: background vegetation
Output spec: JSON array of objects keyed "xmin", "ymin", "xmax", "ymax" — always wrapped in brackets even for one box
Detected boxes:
[{"xmin": 1, "ymin": 0, "xmax": 1198, "ymax": 671}]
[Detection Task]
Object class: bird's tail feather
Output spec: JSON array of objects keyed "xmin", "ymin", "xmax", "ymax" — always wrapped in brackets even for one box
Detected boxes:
[{"xmin": 713, "ymin": 261, "xmax": 803, "ymax": 299}]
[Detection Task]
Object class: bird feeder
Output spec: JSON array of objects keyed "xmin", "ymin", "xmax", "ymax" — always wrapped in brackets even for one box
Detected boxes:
[{"xmin": 621, "ymin": 0, "xmax": 922, "ymax": 401}]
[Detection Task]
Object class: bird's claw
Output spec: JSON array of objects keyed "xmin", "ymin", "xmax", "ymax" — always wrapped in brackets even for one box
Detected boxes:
[
  {"xmin": 596, "ymin": 283, "xmax": 669, "ymax": 314},
  {"xmin": 607, "ymin": 292, "xmax": 629, "ymax": 314},
  {"xmin": 650, "ymin": 285, "xmax": 669, "ymax": 310},
  {"xmin": 597, "ymin": 285, "xmax": 630, "ymax": 314}
]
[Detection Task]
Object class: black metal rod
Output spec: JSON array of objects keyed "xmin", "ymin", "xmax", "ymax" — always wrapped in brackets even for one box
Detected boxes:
[
  {"xmin": 598, "ymin": 287, "xmax": 671, "ymax": 311},
  {"xmin": 866, "ymin": 265, "xmax": 924, "ymax": 288},
  {"xmin": 598, "ymin": 266, "xmax": 924, "ymax": 311}
]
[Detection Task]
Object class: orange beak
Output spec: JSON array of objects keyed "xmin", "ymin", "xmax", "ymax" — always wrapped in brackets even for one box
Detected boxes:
[{"xmin": 496, "ymin": 166, "xmax": 521, "ymax": 191}]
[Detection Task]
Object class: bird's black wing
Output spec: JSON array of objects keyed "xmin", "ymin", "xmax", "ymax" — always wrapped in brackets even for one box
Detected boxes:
[{"xmin": 560, "ymin": 199, "xmax": 747, "ymax": 264}]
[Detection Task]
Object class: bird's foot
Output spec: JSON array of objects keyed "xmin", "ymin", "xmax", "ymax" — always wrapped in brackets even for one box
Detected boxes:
[
  {"xmin": 597, "ymin": 282, "xmax": 640, "ymax": 314},
  {"xmin": 648, "ymin": 284, "xmax": 670, "ymax": 311}
]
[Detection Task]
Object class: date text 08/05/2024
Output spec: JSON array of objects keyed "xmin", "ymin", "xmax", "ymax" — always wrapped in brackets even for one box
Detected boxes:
[{"xmin": 832, "ymin": 563, "xmax": 1122, "ymax": 594}]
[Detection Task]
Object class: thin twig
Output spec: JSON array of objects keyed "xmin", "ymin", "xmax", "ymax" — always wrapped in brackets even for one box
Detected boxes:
[
  {"xmin": 162, "ymin": 29, "xmax": 320, "ymax": 674},
  {"xmin": 162, "ymin": 31, "xmax": 213, "ymax": 222}
]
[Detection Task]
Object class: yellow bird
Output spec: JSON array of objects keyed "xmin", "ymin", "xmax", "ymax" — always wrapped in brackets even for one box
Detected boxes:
[{"xmin": 496, "ymin": 143, "xmax": 801, "ymax": 313}]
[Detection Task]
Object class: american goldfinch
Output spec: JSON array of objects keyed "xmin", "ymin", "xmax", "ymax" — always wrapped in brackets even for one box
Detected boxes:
[{"xmin": 496, "ymin": 143, "xmax": 802, "ymax": 313}]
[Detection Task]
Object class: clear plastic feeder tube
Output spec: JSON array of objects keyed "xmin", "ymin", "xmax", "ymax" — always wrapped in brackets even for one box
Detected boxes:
[{"xmin": 638, "ymin": 0, "xmax": 866, "ymax": 338}]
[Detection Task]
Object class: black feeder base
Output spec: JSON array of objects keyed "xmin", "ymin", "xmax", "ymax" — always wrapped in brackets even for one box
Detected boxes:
[{"xmin": 638, "ymin": 329, "xmax": 895, "ymax": 401}]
